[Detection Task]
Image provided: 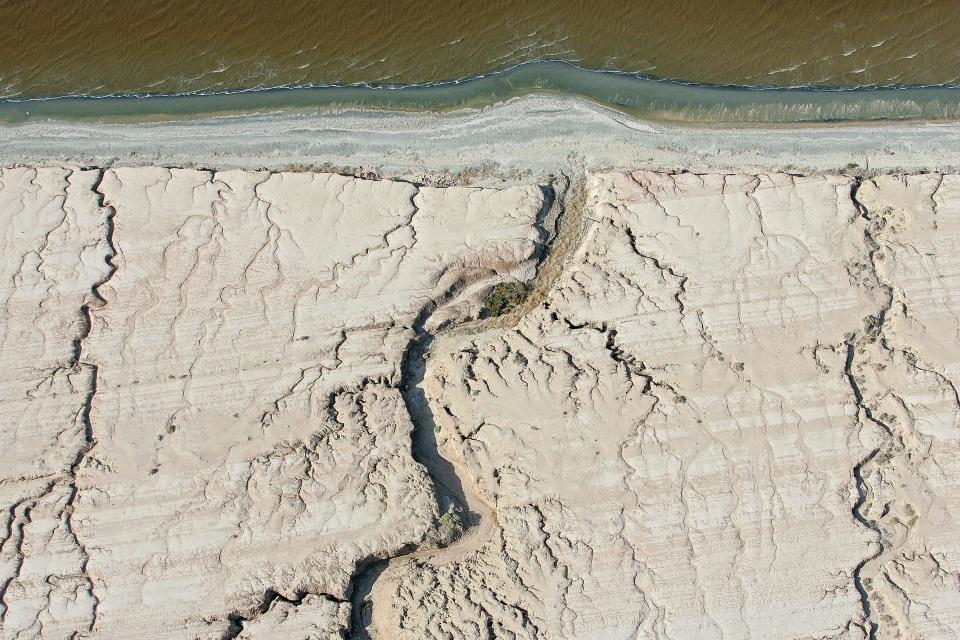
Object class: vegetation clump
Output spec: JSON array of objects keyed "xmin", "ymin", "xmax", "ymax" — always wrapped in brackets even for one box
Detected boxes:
[
  {"xmin": 482, "ymin": 281, "xmax": 528, "ymax": 317},
  {"xmin": 437, "ymin": 510, "xmax": 464, "ymax": 545}
]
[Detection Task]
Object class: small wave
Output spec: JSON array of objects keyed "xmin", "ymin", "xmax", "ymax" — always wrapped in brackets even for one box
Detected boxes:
[
  {"xmin": 5, "ymin": 59, "xmax": 960, "ymax": 108},
  {"xmin": 767, "ymin": 62, "xmax": 805, "ymax": 75}
]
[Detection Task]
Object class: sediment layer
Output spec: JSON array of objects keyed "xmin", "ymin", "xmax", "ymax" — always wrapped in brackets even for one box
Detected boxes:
[{"xmin": 0, "ymin": 167, "xmax": 957, "ymax": 639}]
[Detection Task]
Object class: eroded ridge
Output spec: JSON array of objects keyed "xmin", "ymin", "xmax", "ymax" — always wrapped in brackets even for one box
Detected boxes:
[
  {"xmin": 0, "ymin": 168, "xmax": 113, "ymax": 639},
  {"xmin": 845, "ymin": 175, "xmax": 960, "ymax": 639},
  {"xmin": 1, "ymin": 167, "xmax": 958, "ymax": 640},
  {"xmin": 0, "ymin": 167, "xmax": 546, "ymax": 639},
  {"xmin": 375, "ymin": 171, "xmax": 959, "ymax": 640}
]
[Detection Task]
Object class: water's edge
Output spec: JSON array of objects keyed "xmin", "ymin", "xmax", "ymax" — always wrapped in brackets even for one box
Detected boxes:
[{"xmin": 5, "ymin": 61, "xmax": 960, "ymax": 125}]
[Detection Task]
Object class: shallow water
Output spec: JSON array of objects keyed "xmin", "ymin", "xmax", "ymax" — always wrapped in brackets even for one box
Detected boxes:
[
  {"xmin": 5, "ymin": 61, "xmax": 960, "ymax": 125},
  {"xmin": 2, "ymin": 0, "xmax": 960, "ymax": 99}
]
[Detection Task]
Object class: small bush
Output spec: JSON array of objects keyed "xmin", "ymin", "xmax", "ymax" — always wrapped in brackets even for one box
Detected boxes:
[
  {"xmin": 437, "ymin": 511, "xmax": 464, "ymax": 544},
  {"xmin": 483, "ymin": 281, "xmax": 528, "ymax": 317}
]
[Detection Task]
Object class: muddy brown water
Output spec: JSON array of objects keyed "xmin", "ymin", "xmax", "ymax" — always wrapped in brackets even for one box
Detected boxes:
[{"xmin": 2, "ymin": 0, "xmax": 959, "ymax": 98}]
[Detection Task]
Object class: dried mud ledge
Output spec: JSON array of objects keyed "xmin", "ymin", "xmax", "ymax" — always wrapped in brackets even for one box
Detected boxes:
[
  {"xmin": 2, "ymin": 165, "xmax": 957, "ymax": 640},
  {"xmin": 212, "ymin": 169, "xmax": 945, "ymax": 638},
  {"xmin": 341, "ymin": 180, "xmax": 569, "ymax": 639}
]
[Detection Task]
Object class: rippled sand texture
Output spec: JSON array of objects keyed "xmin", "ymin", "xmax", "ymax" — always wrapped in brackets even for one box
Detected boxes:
[{"xmin": 1, "ymin": 0, "xmax": 960, "ymax": 97}]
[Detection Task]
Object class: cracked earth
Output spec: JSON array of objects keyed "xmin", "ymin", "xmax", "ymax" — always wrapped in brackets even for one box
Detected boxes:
[{"xmin": 0, "ymin": 167, "xmax": 958, "ymax": 639}]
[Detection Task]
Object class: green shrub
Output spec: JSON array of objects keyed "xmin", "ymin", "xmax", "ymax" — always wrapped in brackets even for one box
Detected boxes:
[
  {"xmin": 437, "ymin": 511, "xmax": 464, "ymax": 544},
  {"xmin": 483, "ymin": 281, "xmax": 528, "ymax": 317}
]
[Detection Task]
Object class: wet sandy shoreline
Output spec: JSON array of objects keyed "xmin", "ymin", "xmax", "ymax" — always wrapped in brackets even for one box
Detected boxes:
[
  {"xmin": 2, "ymin": 95, "xmax": 960, "ymax": 179},
  {"xmin": 6, "ymin": 61, "xmax": 960, "ymax": 125}
]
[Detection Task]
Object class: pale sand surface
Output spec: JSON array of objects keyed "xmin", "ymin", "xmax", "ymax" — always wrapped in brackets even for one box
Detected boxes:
[
  {"xmin": 2, "ymin": 97, "xmax": 960, "ymax": 639},
  {"xmin": 3, "ymin": 95, "xmax": 960, "ymax": 179},
  {"xmin": 374, "ymin": 172, "xmax": 960, "ymax": 639}
]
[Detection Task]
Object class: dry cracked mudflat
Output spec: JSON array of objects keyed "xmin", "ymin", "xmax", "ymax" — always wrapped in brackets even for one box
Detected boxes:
[{"xmin": 0, "ymin": 167, "xmax": 958, "ymax": 640}]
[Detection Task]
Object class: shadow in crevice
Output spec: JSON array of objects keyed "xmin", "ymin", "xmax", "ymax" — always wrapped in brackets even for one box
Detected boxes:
[
  {"xmin": 402, "ymin": 326, "xmax": 478, "ymax": 526},
  {"xmin": 346, "ymin": 550, "xmax": 401, "ymax": 640},
  {"xmin": 345, "ymin": 182, "xmax": 568, "ymax": 638},
  {"xmin": 346, "ymin": 304, "xmax": 477, "ymax": 640}
]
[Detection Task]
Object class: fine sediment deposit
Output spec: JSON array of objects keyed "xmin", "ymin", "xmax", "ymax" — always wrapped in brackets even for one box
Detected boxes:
[
  {"xmin": 1, "ymin": 166, "xmax": 958, "ymax": 639},
  {"xmin": 0, "ymin": 167, "xmax": 545, "ymax": 638}
]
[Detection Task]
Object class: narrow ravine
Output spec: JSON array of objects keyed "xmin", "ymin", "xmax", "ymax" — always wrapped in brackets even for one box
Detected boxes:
[
  {"xmin": 344, "ymin": 175, "xmax": 581, "ymax": 639},
  {"xmin": 345, "ymin": 301, "xmax": 483, "ymax": 638},
  {"xmin": 216, "ymin": 173, "xmax": 573, "ymax": 640},
  {"xmin": 844, "ymin": 340, "xmax": 887, "ymax": 640},
  {"xmin": 2, "ymin": 169, "xmax": 120, "ymax": 634},
  {"xmin": 842, "ymin": 175, "xmax": 934, "ymax": 639},
  {"xmin": 60, "ymin": 168, "xmax": 120, "ymax": 633},
  {"xmin": 223, "ymin": 589, "xmax": 350, "ymax": 639},
  {"xmin": 843, "ymin": 177, "xmax": 895, "ymax": 639}
]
